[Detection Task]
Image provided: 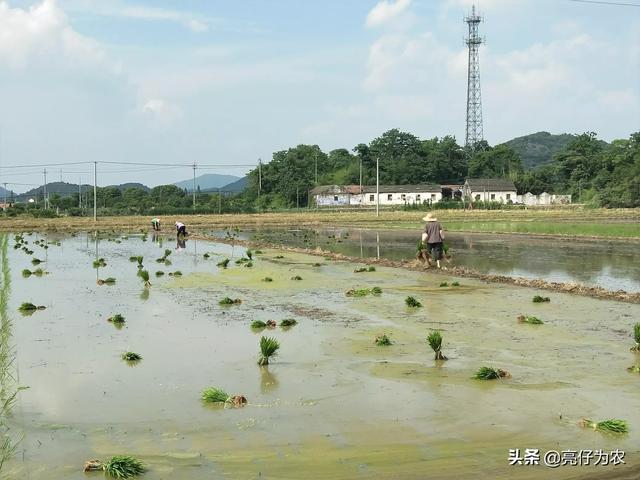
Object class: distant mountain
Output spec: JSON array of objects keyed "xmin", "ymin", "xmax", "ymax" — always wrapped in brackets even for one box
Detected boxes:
[
  {"xmin": 14, "ymin": 181, "xmax": 149, "ymax": 202},
  {"xmin": 503, "ymin": 132, "xmax": 577, "ymax": 170},
  {"xmin": 111, "ymin": 182, "xmax": 150, "ymax": 192},
  {"xmin": 220, "ymin": 176, "xmax": 247, "ymax": 193},
  {"xmin": 174, "ymin": 174, "xmax": 240, "ymax": 192}
]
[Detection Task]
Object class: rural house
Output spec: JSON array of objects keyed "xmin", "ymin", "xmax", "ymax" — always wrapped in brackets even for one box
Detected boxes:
[
  {"xmin": 311, "ymin": 184, "xmax": 442, "ymax": 207},
  {"xmin": 463, "ymin": 178, "xmax": 517, "ymax": 203}
]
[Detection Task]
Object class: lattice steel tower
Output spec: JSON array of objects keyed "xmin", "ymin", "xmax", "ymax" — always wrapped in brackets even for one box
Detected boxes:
[{"xmin": 464, "ymin": 5, "xmax": 484, "ymax": 148}]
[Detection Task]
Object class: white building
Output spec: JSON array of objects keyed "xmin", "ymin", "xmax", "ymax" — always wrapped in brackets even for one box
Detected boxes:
[
  {"xmin": 310, "ymin": 184, "xmax": 442, "ymax": 207},
  {"xmin": 464, "ymin": 178, "xmax": 517, "ymax": 203},
  {"xmin": 517, "ymin": 192, "xmax": 572, "ymax": 206}
]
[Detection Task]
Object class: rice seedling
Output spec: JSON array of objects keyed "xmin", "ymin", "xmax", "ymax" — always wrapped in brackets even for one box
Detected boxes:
[
  {"xmin": 345, "ymin": 288, "xmax": 370, "ymax": 297},
  {"xmin": 244, "ymin": 261, "xmax": 253, "ymax": 268},
  {"xmin": 93, "ymin": 258, "xmax": 107, "ymax": 268},
  {"xmin": 313, "ymin": 262, "xmax": 321, "ymax": 267},
  {"xmin": 21, "ymin": 269, "xmax": 32, "ymax": 277},
  {"xmin": 580, "ymin": 418, "xmax": 629, "ymax": 434},
  {"xmin": 258, "ymin": 336, "xmax": 280, "ymax": 365},
  {"xmin": 122, "ymin": 352, "xmax": 142, "ymax": 362},
  {"xmin": 201, "ymin": 387, "xmax": 229, "ymax": 403},
  {"xmin": 517, "ymin": 315, "xmax": 544, "ymax": 325},
  {"xmin": 108, "ymin": 314, "xmax": 125, "ymax": 324},
  {"xmin": 631, "ymin": 323, "xmax": 640, "ymax": 352},
  {"xmin": 439, "ymin": 282, "xmax": 449, "ymax": 287},
  {"xmin": 473, "ymin": 367, "xmax": 511, "ymax": 380},
  {"xmin": 203, "ymin": 253, "xmax": 210, "ymax": 259},
  {"xmin": 280, "ymin": 319, "xmax": 297, "ymax": 328},
  {"xmin": 251, "ymin": 320, "xmax": 267, "ymax": 329},
  {"xmin": 427, "ymin": 331, "xmax": 447, "ymax": 360},
  {"xmin": 103, "ymin": 277, "xmax": 116, "ymax": 285},
  {"xmin": 235, "ymin": 257, "xmax": 249, "ymax": 265},
  {"xmin": 532, "ymin": 295, "xmax": 550, "ymax": 303},
  {"xmin": 136, "ymin": 256, "xmax": 143, "ymax": 268},
  {"xmin": 32, "ymin": 268, "xmax": 46, "ymax": 276},
  {"xmin": 164, "ymin": 249, "xmax": 172, "ymax": 258},
  {"xmin": 168, "ymin": 270, "xmax": 182, "ymax": 276},
  {"xmin": 451, "ymin": 281, "xmax": 460, "ymax": 287},
  {"xmin": 31, "ymin": 258, "xmax": 43, "ymax": 265},
  {"xmin": 83, "ymin": 456, "xmax": 145, "ymax": 478},
  {"xmin": 217, "ymin": 258, "xmax": 230, "ymax": 269},
  {"xmin": 405, "ymin": 296, "xmax": 422, "ymax": 308},
  {"xmin": 246, "ymin": 250, "xmax": 253, "ymax": 260},
  {"xmin": 354, "ymin": 267, "xmax": 367, "ymax": 273},
  {"xmin": 626, "ymin": 365, "xmax": 640, "ymax": 374},
  {"xmin": 219, "ymin": 297, "xmax": 242, "ymax": 306},
  {"xmin": 138, "ymin": 270, "xmax": 151, "ymax": 287},
  {"xmin": 155, "ymin": 271, "xmax": 165, "ymax": 277},
  {"xmin": 164, "ymin": 259, "xmax": 172, "ymax": 266},
  {"xmin": 374, "ymin": 334, "xmax": 393, "ymax": 346},
  {"xmin": 371, "ymin": 286, "xmax": 382, "ymax": 296},
  {"xmin": 368, "ymin": 266, "xmax": 376, "ymax": 272},
  {"xmin": 262, "ymin": 277, "xmax": 273, "ymax": 282},
  {"xmin": 18, "ymin": 302, "xmax": 45, "ymax": 312},
  {"xmin": 275, "ymin": 255, "xmax": 284, "ymax": 259},
  {"xmin": 129, "ymin": 256, "xmax": 137, "ymax": 262},
  {"xmin": 291, "ymin": 275, "xmax": 302, "ymax": 280}
]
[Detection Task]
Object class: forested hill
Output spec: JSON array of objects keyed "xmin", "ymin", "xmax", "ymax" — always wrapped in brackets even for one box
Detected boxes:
[{"xmin": 504, "ymin": 132, "xmax": 579, "ymax": 169}]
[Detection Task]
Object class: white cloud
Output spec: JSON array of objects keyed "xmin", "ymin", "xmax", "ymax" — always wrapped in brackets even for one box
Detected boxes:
[
  {"xmin": 141, "ymin": 98, "xmax": 181, "ymax": 125},
  {"xmin": 366, "ymin": 0, "xmax": 413, "ymax": 29},
  {"xmin": 120, "ymin": 6, "xmax": 209, "ymax": 32}
]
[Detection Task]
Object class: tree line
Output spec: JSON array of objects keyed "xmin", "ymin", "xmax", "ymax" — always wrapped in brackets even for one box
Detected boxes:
[{"xmin": 5, "ymin": 129, "xmax": 639, "ymax": 217}]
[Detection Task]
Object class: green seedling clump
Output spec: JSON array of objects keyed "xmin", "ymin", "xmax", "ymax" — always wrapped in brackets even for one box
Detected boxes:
[
  {"xmin": 18, "ymin": 302, "xmax": 45, "ymax": 312},
  {"xmin": 129, "ymin": 256, "xmax": 138, "ymax": 262},
  {"xmin": 108, "ymin": 314, "xmax": 125, "ymax": 324},
  {"xmin": 122, "ymin": 352, "xmax": 142, "ymax": 362},
  {"xmin": 251, "ymin": 320, "xmax": 267, "ymax": 329},
  {"xmin": 254, "ymin": 250, "xmax": 263, "ymax": 254},
  {"xmin": 138, "ymin": 270, "xmax": 151, "ymax": 287},
  {"xmin": 155, "ymin": 271, "xmax": 165, "ymax": 277},
  {"xmin": 517, "ymin": 315, "xmax": 544, "ymax": 325},
  {"xmin": 275, "ymin": 255, "xmax": 284, "ymax": 259},
  {"xmin": 291, "ymin": 275, "xmax": 302, "ymax": 281},
  {"xmin": 580, "ymin": 418, "xmax": 628, "ymax": 434},
  {"xmin": 451, "ymin": 281, "xmax": 460, "ymax": 287},
  {"xmin": 313, "ymin": 263, "xmax": 322, "ymax": 267},
  {"xmin": 219, "ymin": 297, "xmax": 242, "ymax": 306},
  {"xmin": 473, "ymin": 366, "xmax": 511, "ymax": 380},
  {"xmin": 405, "ymin": 296, "xmax": 422, "ymax": 308},
  {"xmin": 203, "ymin": 253, "xmax": 210, "ymax": 259},
  {"xmin": 217, "ymin": 258, "xmax": 230, "ymax": 269},
  {"xmin": 103, "ymin": 277, "xmax": 116, "ymax": 284},
  {"xmin": 244, "ymin": 261, "xmax": 253, "ymax": 268},
  {"xmin": 375, "ymin": 334, "xmax": 393, "ymax": 346},
  {"xmin": 84, "ymin": 456, "xmax": 145, "ymax": 478},
  {"xmin": 262, "ymin": 277, "xmax": 273, "ymax": 282},
  {"xmin": 631, "ymin": 323, "xmax": 640, "ymax": 352},
  {"xmin": 201, "ymin": 387, "xmax": 229, "ymax": 403},
  {"xmin": 368, "ymin": 266, "xmax": 376, "ymax": 272},
  {"xmin": 627, "ymin": 365, "xmax": 640, "ymax": 374},
  {"xmin": 246, "ymin": 250, "xmax": 253, "ymax": 260},
  {"xmin": 22, "ymin": 269, "xmax": 32, "ymax": 277},
  {"xmin": 532, "ymin": 295, "xmax": 551, "ymax": 303},
  {"xmin": 168, "ymin": 271, "xmax": 182, "ymax": 276},
  {"xmin": 31, "ymin": 258, "xmax": 43, "ymax": 265},
  {"xmin": 258, "ymin": 336, "xmax": 280, "ymax": 366},
  {"xmin": 427, "ymin": 331, "xmax": 447, "ymax": 360},
  {"xmin": 280, "ymin": 319, "xmax": 297, "ymax": 328},
  {"xmin": 439, "ymin": 282, "xmax": 449, "ymax": 288},
  {"xmin": 346, "ymin": 287, "xmax": 382, "ymax": 297},
  {"xmin": 93, "ymin": 258, "xmax": 107, "ymax": 268}
]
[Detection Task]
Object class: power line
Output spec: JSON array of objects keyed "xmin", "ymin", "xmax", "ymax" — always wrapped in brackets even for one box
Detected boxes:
[{"xmin": 567, "ymin": 0, "xmax": 640, "ymax": 6}]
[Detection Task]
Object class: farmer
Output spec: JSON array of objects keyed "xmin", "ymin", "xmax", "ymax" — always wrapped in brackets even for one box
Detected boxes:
[
  {"xmin": 151, "ymin": 218, "xmax": 161, "ymax": 231},
  {"xmin": 175, "ymin": 221, "xmax": 187, "ymax": 237},
  {"xmin": 422, "ymin": 213, "xmax": 445, "ymax": 269}
]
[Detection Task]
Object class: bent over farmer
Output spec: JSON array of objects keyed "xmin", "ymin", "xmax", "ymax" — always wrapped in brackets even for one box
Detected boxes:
[
  {"xmin": 175, "ymin": 221, "xmax": 187, "ymax": 237},
  {"xmin": 151, "ymin": 218, "xmax": 160, "ymax": 231},
  {"xmin": 422, "ymin": 213, "xmax": 445, "ymax": 269}
]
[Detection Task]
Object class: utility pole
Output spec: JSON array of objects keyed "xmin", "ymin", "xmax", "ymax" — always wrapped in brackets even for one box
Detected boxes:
[
  {"xmin": 464, "ymin": 4, "xmax": 485, "ymax": 150},
  {"xmin": 2, "ymin": 182, "xmax": 6, "ymax": 213},
  {"xmin": 218, "ymin": 192, "xmax": 221, "ymax": 214},
  {"xmin": 359, "ymin": 157, "xmax": 362, "ymax": 193},
  {"xmin": 93, "ymin": 161, "xmax": 97, "ymax": 221},
  {"xmin": 78, "ymin": 177, "xmax": 82, "ymax": 208},
  {"xmin": 376, "ymin": 156, "xmax": 380, "ymax": 217},
  {"xmin": 296, "ymin": 186, "xmax": 299, "ymax": 209},
  {"xmin": 258, "ymin": 158, "xmax": 262, "ymax": 198},
  {"xmin": 315, "ymin": 151, "xmax": 318, "ymax": 185},
  {"xmin": 192, "ymin": 163, "xmax": 197, "ymax": 209},
  {"xmin": 43, "ymin": 168, "xmax": 48, "ymax": 209}
]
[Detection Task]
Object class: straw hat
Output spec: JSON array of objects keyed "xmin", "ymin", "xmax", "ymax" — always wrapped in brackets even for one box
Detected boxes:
[{"xmin": 422, "ymin": 213, "xmax": 437, "ymax": 222}]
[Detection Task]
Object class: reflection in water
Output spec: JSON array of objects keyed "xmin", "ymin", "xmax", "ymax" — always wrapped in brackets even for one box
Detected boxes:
[
  {"xmin": 140, "ymin": 288, "xmax": 150, "ymax": 301},
  {"xmin": 247, "ymin": 228, "xmax": 640, "ymax": 292},
  {"xmin": 0, "ymin": 234, "xmax": 18, "ymax": 470},
  {"xmin": 176, "ymin": 235, "xmax": 187, "ymax": 251},
  {"xmin": 259, "ymin": 366, "xmax": 278, "ymax": 394}
]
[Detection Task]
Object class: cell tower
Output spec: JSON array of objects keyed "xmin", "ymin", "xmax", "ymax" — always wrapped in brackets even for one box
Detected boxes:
[{"xmin": 464, "ymin": 5, "xmax": 484, "ymax": 149}]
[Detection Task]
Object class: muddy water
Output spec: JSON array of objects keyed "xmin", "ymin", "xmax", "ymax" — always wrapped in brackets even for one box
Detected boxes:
[
  {"xmin": 231, "ymin": 228, "xmax": 640, "ymax": 293},
  {"xmin": 3, "ymin": 232, "xmax": 640, "ymax": 479}
]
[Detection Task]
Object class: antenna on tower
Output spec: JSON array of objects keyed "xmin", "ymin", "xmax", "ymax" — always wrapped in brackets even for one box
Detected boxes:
[{"xmin": 464, "ymin": 4, "xmax": 485, "ymax": 151}]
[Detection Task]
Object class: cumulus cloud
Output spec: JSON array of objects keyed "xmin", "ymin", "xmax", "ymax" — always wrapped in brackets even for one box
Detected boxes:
[{"xmin": 366, "ymin": 0, "xmax": 413, "ymax": 29}]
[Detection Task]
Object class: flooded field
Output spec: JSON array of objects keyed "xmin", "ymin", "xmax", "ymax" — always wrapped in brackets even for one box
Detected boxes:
[
  {"xmin": 235, "ymin": 228, "xmax": 640, "ymax": 293},
  {"xmin": 2, "ymin": 231, "xmax": 640, "ymax": 479}
]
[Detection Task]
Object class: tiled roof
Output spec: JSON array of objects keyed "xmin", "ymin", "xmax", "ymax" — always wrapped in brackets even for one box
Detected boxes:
[{"xmin": 465, "ymin": 178, "xmax": 516, "ymax": 191}]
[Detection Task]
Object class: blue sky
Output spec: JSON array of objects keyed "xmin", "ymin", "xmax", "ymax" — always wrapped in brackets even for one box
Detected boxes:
[{"xmin": 0, "ymin": 0, "xmax": 638, "ymax": 192}]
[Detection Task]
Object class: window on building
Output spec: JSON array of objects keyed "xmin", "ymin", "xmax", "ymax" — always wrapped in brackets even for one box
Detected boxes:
[
  {"xmin": 387, "ymin": 194, "xmax": 392, "ymax": 201},
  {"xmin": 333, "ymin": 195, "xmax": 339, "ymax": 201},
  {"xmin": 491, "ymin": 194, "xmax": 496, "ymax": 200},
  {"xmin": 475, "ymin": 194, "xmax": 481, "ymax": 201},
  {"xmin": 506, "ymin": 193, "xmax": 511, "ymax": 200},
  {"xmin": 369, "ymin": 194, "xmax": 375, "ymax": 201},
  {"xmin": 431, "ymin": 194, "xmax": 436, "ymax": 201},
  {"xmin": 416, "ymin": 194, "xmax": 421, "ymax": 202},
  {"xmin": 401, "ymin": 194, "xmax": 406, "ymax": 201}
]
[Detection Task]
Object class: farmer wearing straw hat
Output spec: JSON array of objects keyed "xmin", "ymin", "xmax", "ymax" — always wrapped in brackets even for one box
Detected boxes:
[{"xmin": 422, "ymin": 213, "xmax": 445, "ymax": 269}]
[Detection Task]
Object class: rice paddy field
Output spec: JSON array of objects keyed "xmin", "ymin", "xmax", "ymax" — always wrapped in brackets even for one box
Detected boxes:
[{"xmin": 1, "ymin": 230, "xmax": 640, "ymax": 479}]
